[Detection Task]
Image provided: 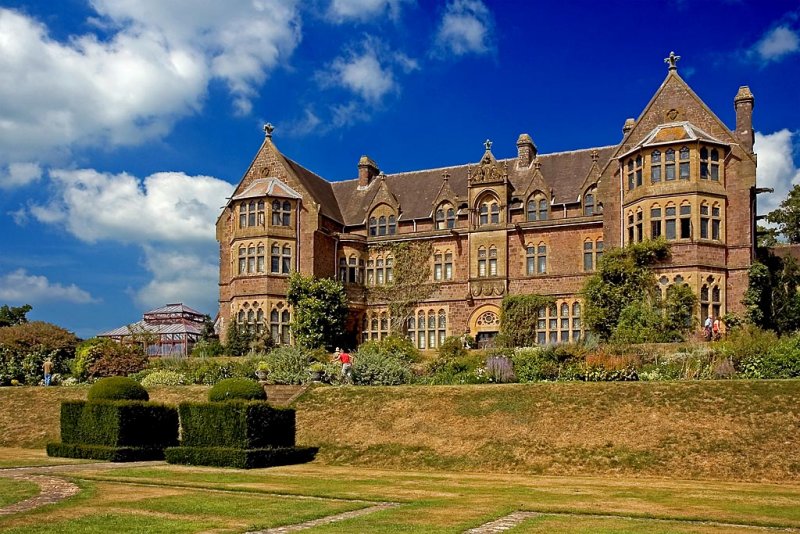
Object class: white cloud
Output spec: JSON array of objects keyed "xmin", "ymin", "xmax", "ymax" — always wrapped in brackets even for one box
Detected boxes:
[
  {"xmin": 27, "ymin": 168, "xmax": 234, "ymax": 311},
  {"xmin": 432, "ymin": 0, "xmax": 495, "ymax": 58},
  {"xmin": 0, "ymin": 3, "xmax": 300, "ymax": 187},
  {"xmin": 0, "ymin": 269, "xmax": 97, "ymax": 304},
  {"xmin": 323, "ymin": 45, "xmax": 397, "ymax": 103},
  {"xmin": 755, "ymin": 129, "xmax": 800, "ymax": 215},
  {"xmin": 327, "ymin": 0, "xmax": 413, "ymax": 23},
  {"xmin": 750, "ymin": 25, "xmax": 800, "ymax": 63},
  {"xmin": 0, "ymin": 163, "xmax": 42, "ymax": 189}
]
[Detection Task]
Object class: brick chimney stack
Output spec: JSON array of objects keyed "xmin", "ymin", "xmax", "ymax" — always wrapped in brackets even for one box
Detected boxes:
[
  {"xmin": 734, "ymin": 86, "xmax": 755, "ymax": 154},
  {"xmin": 358, "ymin": 156, "xmax": 379, "ymax": 188},
  {"xmin": 516, "ymin": 133, "xmax": 537, "ymax": 167}
]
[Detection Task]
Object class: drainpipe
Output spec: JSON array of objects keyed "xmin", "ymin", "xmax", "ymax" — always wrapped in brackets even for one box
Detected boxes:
[
  {"xmin": 296, "ymin": 200, "xmax": 301, "ymax": 273},
  {"xmin": 619, "ymin": 161, "xmax": 624, "ymax": 245}
]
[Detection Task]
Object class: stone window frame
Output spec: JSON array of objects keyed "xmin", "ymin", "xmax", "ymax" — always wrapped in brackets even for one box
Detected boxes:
[
  {"xmin": 236, "ymin": 241, "xmax": 266, "ymax": 276},
  {"xmin": 239, "ymin": 200, "xmax": 265, "ymax": 228},
  {"xmin": 525, "ymin": 241, "xmax": 547, "ymax": 275},
  {"xmin": 698, "ymin": 146, "xmax": 722, "ymax": 182},
  {"xmin": 679, "ymin": 201, "xmax": 692, "ymax": 240},
  {"xmin": 271, "ymin": 199, "xmax": 292, "ymax": 227},
  {"xmin": 700, "ymin": 281, "xmax": 723, "ymax": 324},
  {"xmin": 366, "ymin": 253, "xmax": 394, "ymax": 286},
  {"xmin": 477, "ymin": 193, "xmax": 501, "ymax": 226},
  {"xmin": 650, "ymin": 203, "xmax": 662, "ymax": 239},
  {"xmin": 368, "ymin": 204, "xmax": 398, "ymax": 237},
  {"xmin": 433, "ymin": 249, "xmax": 454, "ymax": 281},
  {"xmin": 408, "ymin": 309, "xmax": 446, "ymax": 350},
  {"xmin": 526, "ymin": 191, "xmax": 549, "ymax": 221},
  {"xmin": 339, "ymin": 253, "xmax": 363, "ymax": 284},
  {"xmin": 536, "ymin": 299, "xmax": 582, "ymax": 345},
  {"xmin": 583, "ymin": 187, "xmax": 597, "ymax": 216},
  {"xmin": 435, "ymin": 202, "xmax": 456, "ymax": 230},
  {"xmin": 270, "ymin": 242, "xmax": 293, "ymax": 275},
  {"xmin": 583, "ymin": 237, "xmax": 603, "ymax": 272},
  {"xmin": 269, "ymin": 302, "xmax": 291, "ymax": 344},
  {"xmin": 362, "ymin": 310, "xmax": 390, "ymax": 341},
  {"xmin": 236, "ymin": 301, "xmax": 266, "ymax": 334},
  {"xmin": 650, "ymin": 150, "xmax": 662, "ymax": 183},
  {"xmin": 679, "ymin": 146, "xmax": 691, "ymax": 180}
]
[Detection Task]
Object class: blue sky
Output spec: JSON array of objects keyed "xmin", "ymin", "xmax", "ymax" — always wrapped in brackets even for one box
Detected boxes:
[{"xmin": 1, "ymin": 0, "xmax": 799, "ymax": 338}]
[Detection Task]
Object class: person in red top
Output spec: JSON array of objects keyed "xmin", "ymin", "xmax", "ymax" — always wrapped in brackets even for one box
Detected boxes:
[{"xmin": 333, "ymin": 347, "xmax": 353, "ymax": 383}]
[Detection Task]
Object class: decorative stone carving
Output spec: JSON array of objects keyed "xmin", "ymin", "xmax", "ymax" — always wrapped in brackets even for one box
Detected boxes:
[{"xmin": 476, "ymin": 310, "xmax": 500, "ymax": 327}]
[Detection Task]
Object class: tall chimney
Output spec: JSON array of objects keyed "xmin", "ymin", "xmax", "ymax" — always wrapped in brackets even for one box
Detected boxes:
[
  {"xmin": 357, "ymin": 156, "xmax": 379, "ymax": 188},
  {"xmin": 516, "ymin": 133, "xmax": 537, "ymax": 167},
  {"xmin": 734, "ymin": 86, "xmax": 755, "ymax": 154}
]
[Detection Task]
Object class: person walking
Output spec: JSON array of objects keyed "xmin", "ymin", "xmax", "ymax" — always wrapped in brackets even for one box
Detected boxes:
[
  {"xmin": 43, "ymin": 358, "xmax": 53, "ymax": 386},
  {"xmin": 712, "ymin": 317, "xmax": 721, "ymax": 341},
  {"xmin": 703, "ymin": 315, "xmax": 713, "ymax": 341},
  {"xmin": 332, "ymin": 347, "xmax": 353, "ymax": 384}
]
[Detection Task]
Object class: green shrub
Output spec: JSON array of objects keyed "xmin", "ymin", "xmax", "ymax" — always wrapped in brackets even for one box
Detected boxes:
[
  {"xmin": 145, "ymin": 356, "xmax": 259, "ymax": 385},
  {"xmin": 72, "ymin": 338, "xmax": 108, "ymax": 380},
  {"xmin": 177, "ymin": 401, "xmax": 295, "ymax": 449},
  {"xmin": 190, "ymin": 339, "xmax": 224, "ymax": 358},
  {"xmin": 55, "ymin": 400, "xmax": 178, "ymax": 448},
  {"xmin": 425, "ymin": 350, "xmax": 486, "ymax": 385},
  {"xmin": 164, "ymin": 445, "xmax": 317, "ymax": 469},
  {"xmin": 264, "ymin": 345, "xmax": 311, "ymax": 384},
  {"xmin": 0, "ymin": 321, "xmax": 78, "ymax": 384},
  {"xmin": 352, "ymin": 340, "xmax": 412, "ymax": 386},
  {"xmin": 208, "ymin": 378, "xmax": 266, "ymax": 402},
  {"xmin": 88, "ymin": 341, "xmax": 149, "ymax": 378},
  {"xmin": 140, "ymin": 370, "xmax": 186, "ymax": 387},
  {"xmin": 438, "ymin": 336, "xmax": 467, "ymax": 360},
  {"xmin": 512, "ymin": 348, "xmax": 560, "ymax": 382},
  {"xmin": 88, "ymin": 376, "xmax": 149, "ymax": 401}
]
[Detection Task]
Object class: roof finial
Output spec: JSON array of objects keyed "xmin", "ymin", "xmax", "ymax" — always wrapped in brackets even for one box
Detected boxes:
[
  {"xmin": 442, "ymin": 170, "xmax": 450, "ymax": 181},
  {"xmin": 664, "ymin": 51, "xmax": 680, "ymax": 72},
  {"xmin": 483, "ymin": 139, "xmax": 493, "ymax": 151},
  {"xmin": 591, "ymin": 149, "xmax": 599, "ymax": 162},
  {"xmin": 263, "ymin": 122, "xmax": 275, "ymax": 138}
]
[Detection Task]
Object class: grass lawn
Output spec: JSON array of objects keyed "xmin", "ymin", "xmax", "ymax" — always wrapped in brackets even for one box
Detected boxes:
[
  {"xmin": 1, "ymin": 459, "xmax": 799, "ymax": 533},
  {"xmin": 0, "ymin": 478, "xmax": 39, "ymax": 508}
]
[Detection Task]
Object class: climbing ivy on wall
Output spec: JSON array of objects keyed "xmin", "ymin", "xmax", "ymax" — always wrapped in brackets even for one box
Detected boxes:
[
  {"xmin": 500, "ymin": 294, "xmax": 555, "ymax": 347},
  {"xmin": 368, "ymin": 241, "xmax": 438, "ymax": 332}
]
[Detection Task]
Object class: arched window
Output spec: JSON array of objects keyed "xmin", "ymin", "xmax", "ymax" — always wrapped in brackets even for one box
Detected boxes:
[
  {"xmin": 257, "ymin": 201, "xmax": 265, "ymax": 226},
  {"xmin": 700, "ymin": 202, "xmax": 710, "ymax": 239},
  {"xmin": 427, "ymin": 311, "xmax": 436, "ymax": 349},
  {"xmin": 680, "ymin": 202, "xmax": 692, "ymax": 239},
  {"xmin": 584, "ymin": 190, "xmax": 595, "ymax": 216},
  {"xmin": 270, "ymin": 244, "xmax": 292, "ymax": 274},
  {"xmin": 665, "ymin": 149, "xmax": 676, "ymax": 181},
  {"xmin": 478, "ymin": 195, "xmax": 500, "ymax": 226},
  {"xmin": 369, "ymin": 217, "xmax": 377, "ymax": 236},
  {"xmin": 378, "ymin": 216, "xmax": 387, "ymax": 236},
  {"xmin": 237, "ymin": 309, "xmax": 245, "ymax": 325},
  {"xmin": 679, "ymin": 146, "xmax": 690, "ymax": 180},
  {"xmin": 446, "ymin": 208, "xmax": 455, "ymax": 229},
  {"xmin": 627, "ymin": 211, "xmax": 635, "ymax": 244},
  {"xmin": 438, "ymin": 309, "xmax": 447, "ymax": 347},
  {"xmin": 651, "ymin": 150, "xmax": 662, "ymax": 183},
  {"xmin": 627, "ymin": 159, "xmax": 635, "ymax": 190},
  {"xmin": 388, "ymin": 215, "xmax": 396, "ymax": 235},
  {"xmin": 711, "ymin": 203, "xmax": 721, "ymax": 240},
  {"xmin": 635, "ymin": 155, "xmax": 643, "ymax": 187},
  {"xmin": 477, "ymin": 246, "xmax": 487, "ymax": 277},
  {"xmin": 700, "ymin": 147, "xmax": 709, "ymax": 179},
  {"xmin": 248, "ymin": 201, "xmax": 257, "ymax": 226},
  {"xmin": 538, "ymin": 198, "xmax": 548, "ymax": 220},
  {"xmin": 435, "ymin": 209, "xmax": 445, "ymax": 229},
  {"xmin": 527, "ymin": 193, "xmax": 548, "ymax": 221},
  {"xmin": 488, "ymin": 246, "xmax": 498, "ymax": 276},
  {"xmin": 583, "ymin": 239, "xmax": 594, "ymax": 271},
  {"xmin": 527, "ymin": 243, "xmax": 547, "ymax": 274},
  {"xmin": 527, "ymin": 200, "xmax": 536, "ymax": 221},
  {"xmin": 247, "ymin": 245, "xmax": 256, "ymax": 273},
  {"xmin": 238, "ymin": 246, "xmax": 246, "ymax": 274},
  {"xmin": 572, "ymin": 302, "xmax": 582, "ymax": 341},
  {"xmin": 256, "ymin": 309, "xmax": 264, "ymax": 333},
  {"xmin": 651, "ymin": 204, "xmax": 662, "ymax": 238},
  {"xmin": 665, "ymin": 203, "xmax": 677, "ymax": 239},
  {"xmin": 710, "ymin": 149, "xmax": 720, "ymax": 181},
  {"xmin": 560, "ymin": 303, "xmax": 570, "ymax": 342},
  {"xmin": 417, "ymin": 311, "xmax": 425, "ymax": 349},
  {"xmin": 270, "ymin": 307, "xmax": 291, "ymax": 344},
  {"xmin": 339, "ymin": 257, "xmax": 347, "ymax": 282},
  {"xmin": 247, "ymin": 309, "xmax": 255, "ymax": 333}
]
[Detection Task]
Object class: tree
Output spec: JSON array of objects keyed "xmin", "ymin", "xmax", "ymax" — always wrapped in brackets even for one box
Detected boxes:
[
  {"xmin": 225, "ymin": 320, "xmax": 254, "ymax": 356},
  {"xmin": 756, "ymin": 225, "xmax": 779, "ymax": 249},
  {"xmin": 367, "ymin": 242, "xmax": 438, "ymax": 333},
  {"xmin": 287, "ymin": 273, "xmax": 348, "ymax": 350},
  {"xmin": 0, "ymin": 304, "xmax": 32, "ymax": 327},
  {"xmin": 582, "ymin": 239, "xmax": 671, "ymax": 341},
  {"xmin": 766, "ymin": 183, "xmax": 800, "ymax": 244},
  {"xmin": 0, "ymin": 321, "xmax": 79, "ymax": 384},
  {"xmin": 745, "ymin": 253, "xmax": 800, "ymax": 335}
]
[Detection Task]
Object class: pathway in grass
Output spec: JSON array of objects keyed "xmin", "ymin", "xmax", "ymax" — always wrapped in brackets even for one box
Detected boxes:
[
  {"xmin": 467, "ymin": 511, "xmax": 800, "ymax": 533},
  {"xmin": 245, "ymin": 502, "xmax": 399, "ymax": 533}
]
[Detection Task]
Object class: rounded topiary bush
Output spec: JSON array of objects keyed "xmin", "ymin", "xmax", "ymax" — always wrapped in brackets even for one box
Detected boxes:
[
  {"xmin": 208, "ymin": 378, "xmax": 266, "ymax": 402},
  {"xmin": 87, "ymin": 376, "xmax": 149, "ymax": 402}
]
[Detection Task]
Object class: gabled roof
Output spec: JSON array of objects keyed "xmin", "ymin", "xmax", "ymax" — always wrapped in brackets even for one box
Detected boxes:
[
  {"xmin": 329, "ymin": 145, "xmax": 616, "ymax": 225},
  {"xmin": 281, "ymin": 155, "xmax": 344, "ymax": 223},
  {"xmin": 99, "ymin": 320, "xmax": 203, "ymax": 337},
  {"xmin": 231, "ymin": 178, "xmax": 302, "ymax": 202}
]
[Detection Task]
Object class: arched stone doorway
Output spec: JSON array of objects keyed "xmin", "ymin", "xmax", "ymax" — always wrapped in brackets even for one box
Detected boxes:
[{"xmin": 468, "ymin": 304, "xmax": 501, "ymax": 349}]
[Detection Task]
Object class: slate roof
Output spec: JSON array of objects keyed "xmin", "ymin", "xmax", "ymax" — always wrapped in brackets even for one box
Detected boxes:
[
  {"xmin": 329, "ymin": 145, "xmax": 617, "ymax": 226},
  {"xmin": 282, "ymin": 155, "xmax": 345, "ymax": 223},
  {"xmin": 144, "ymin": 303, "xmax": 204, "ymax": 316},
  {"xmin": 619, "ymin": 121, "xmax": 728, "ymax": 159}
]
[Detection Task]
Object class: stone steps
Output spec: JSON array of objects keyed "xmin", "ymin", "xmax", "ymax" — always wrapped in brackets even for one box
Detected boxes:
[{"xmin": 264, "ymin": 385, "xmax": 309, "ymax": 406}]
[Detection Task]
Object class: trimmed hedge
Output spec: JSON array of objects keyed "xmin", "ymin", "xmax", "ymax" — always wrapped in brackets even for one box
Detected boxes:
[
  {"xmin": 46, "ymin": 443, "xmax": 166, "ymax": 462},
  {"xmin": 58, "ymin": 400, "xmax": 178, "ymax": 447},
  {"xmin": 164, "ymin": 446, "xmax": 318, "ymax": 469},
  {"xmin": 177, "ymin": 401, "xmax": 295, "ymax": 449},
  {"xmin": 48, "ymin": 399, "xmax": 178, "ymax": 462},
  {"xmin": 88, "ymin": 376, "xmax": 149, "ymax": 402},
  {"xmin": 208, "ymin": 378, "xmax": 266, "ymax": 402}
]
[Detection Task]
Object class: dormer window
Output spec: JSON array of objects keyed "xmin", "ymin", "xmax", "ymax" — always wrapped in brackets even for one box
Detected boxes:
[
  {"xmin": 239, "ymin": 200, "xmax": 265, "ymax": 228},
  {"xmin": 651, "ymin": 150, "xmax": 661, "ymax": 182},
  {"xmin": 527, "ymin": 193, "xmax": 548, "ymax": 221},
  {"xmin": 665, "ymin": 149, "xmax": 676, "ymax": 181},
  {"xmin": 435, "ymin": 204, "xmax": 456, "ymax": 230},
  {"xmin": 477, "ymin": 195, "xmax": 501, "ymax": 226},
  {"xmin": 583, "ymin": 188, "xmax": 596, "ymax": 216},
  {"xmin": 368, "ymin": 205, "xmax": 397, "ymax": 236}
]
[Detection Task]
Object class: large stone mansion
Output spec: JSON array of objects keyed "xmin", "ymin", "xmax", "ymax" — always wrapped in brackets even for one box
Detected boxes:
[{"xmin": 216, "ymin": 54, "xmax": 758, "ymax": 348}]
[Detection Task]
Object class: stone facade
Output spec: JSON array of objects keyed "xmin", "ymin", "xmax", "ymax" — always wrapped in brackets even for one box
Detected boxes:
[{"xmin": 217, "ymin": 60, "xmax": 758, "ymax": 348}]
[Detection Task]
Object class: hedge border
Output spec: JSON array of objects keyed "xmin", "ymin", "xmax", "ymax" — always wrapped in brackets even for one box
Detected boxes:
[
  {"xmin": 47, "ymin": 442, "xmax": 166, "ymax": 462},
  {"xmin": 164, "ymin": 446, "xmax": 318, "ymax": 469}
]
